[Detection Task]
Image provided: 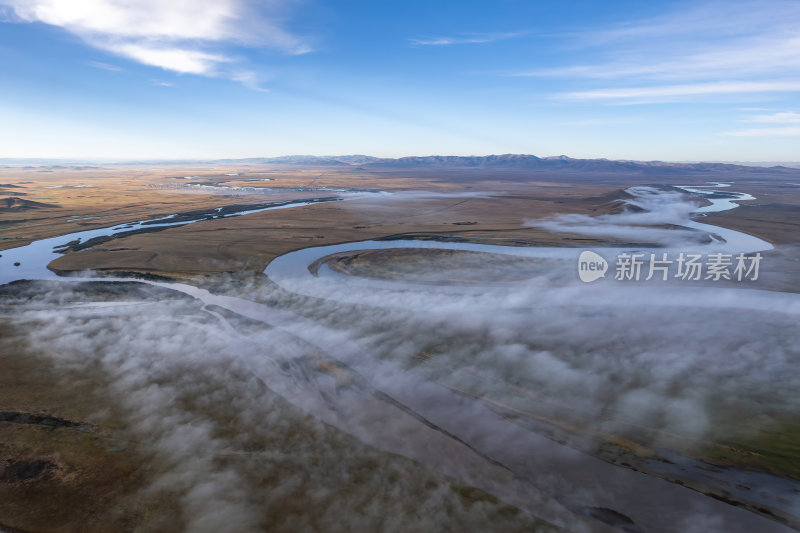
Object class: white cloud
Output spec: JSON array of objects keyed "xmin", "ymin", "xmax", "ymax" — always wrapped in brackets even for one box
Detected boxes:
[
  {"xmin": 9, "ymin": 0, "xmax": 236, "ymax": 40},
  {"xmin": 517, "ymin": 35, "xmax": 800, "ymax": 81},
  {"xmin": 556, "ymin": 81, "xmax": 800, "ymax": 102},
  {"xmin": 514, "ymin": 1, "xmax": 800, "ymax": 104},
  {"xmin": 581, "ymin": 1, "xmax": 800, "ymax": 44},
  {"xmin": 0, "ymin": 0, "xmax": 309, "ymax": 83},
  {"xmin": 723, "ymin": 127, "xmax": 800, "ymax": 137},
  {"xmin": 409, "ymin": 32, "xmax": 522, "ymax": 47},
  {"xmin": 410, "ymin": 37, "xmax": 491, "ymax": 46},
  {"xmin": 87, "ymin": 60, "xmax": 122, "ymax": 71},
  {"xmin": 109, "ymin": 42, "xmax": 231, "ymax": 75},
  {"xmin": 745, "ymin": 111, "xmax": 800, "ymax": 124},
  {"xmin": 229, "ymin": 71, "xmax": 271, "ymax": 92}
]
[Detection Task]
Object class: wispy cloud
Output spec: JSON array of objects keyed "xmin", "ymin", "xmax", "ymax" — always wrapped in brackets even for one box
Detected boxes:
[
  {"xmin": 87, "ymin": 60, "xmax": 122, "ymax": 72},
  {"xmin": 230, "ymin": 70, "xmax": 271, "ymax": 93},
  {"xmin": 723, "ymin": 109, "xmax": 800, "ymax": 136},
  {"xmin": 409, "ymin": 32, "xmax": 522, "ymax": 47},
  {"xmin": 579, "ymin": 1, "xmax": 800, "ymax": 44},
  {"xmin": 0, "ymin": 0, "xmax": 310, "ymax": 86},
  {"xmin": 556, "ymin": 81, "xmax": 800, "ymax": 102},
  {"xmin": 517, "ymin": 35, "xmax": 800, "ymax": 81},
  {"xmin": 108, "ymin": 43, "xmax": 231, "ymax": 75},
  {"xmin": 517, "ymin": 1, "xmax": 800, "ymax": 103},
  {"xmin": 723, "ymin": 127, "xmax": 800, "ymax": 137},
  {"xmin": 745, "ymin": 111, "xmax": 800, "ymax": 124}
]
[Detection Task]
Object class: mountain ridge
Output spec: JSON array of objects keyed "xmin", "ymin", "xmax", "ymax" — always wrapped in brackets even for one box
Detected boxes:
[
  {"xmin": 1, "ymin": 154, "xmax": 798, "ymax": 174},
  {"xmin": 225, "ymin": 153, "xmax": 800, "ymax": 175}
]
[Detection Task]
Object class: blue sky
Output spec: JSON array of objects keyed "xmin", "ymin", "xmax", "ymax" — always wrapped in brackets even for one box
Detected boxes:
[{"xmin": 1, "ymin": 0, "xmax": 799, "ymax": 161}]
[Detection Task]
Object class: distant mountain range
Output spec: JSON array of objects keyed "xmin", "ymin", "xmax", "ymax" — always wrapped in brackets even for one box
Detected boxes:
[
  {"xmin": 211, "ymin": 154, "xmax": 800, "ymax": 174},
  {"xmin": 2, "ymin": 154, "xmax": 799, "ymax": 174}
]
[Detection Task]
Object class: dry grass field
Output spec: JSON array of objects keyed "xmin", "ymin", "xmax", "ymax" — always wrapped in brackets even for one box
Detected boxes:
[
  {"xmin": 7, "ymin": 163, "xmax": 798, "ymax": 280},
  {"xmin": 0, "ymin": 164, "xmax": 633, "ymax": 278},
  {"xmin": 3, "ymin": 163, "xmax": 800, "ymax": 532}
]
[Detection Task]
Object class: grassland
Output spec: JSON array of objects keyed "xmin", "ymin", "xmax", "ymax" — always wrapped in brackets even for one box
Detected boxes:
[
  {"xmin": 3, "ymin": 163, "xmax": 800, "ymax": 531},
  {"xmin": 14, "ymin": 163, "xmax": 800, "ymax": 278}
]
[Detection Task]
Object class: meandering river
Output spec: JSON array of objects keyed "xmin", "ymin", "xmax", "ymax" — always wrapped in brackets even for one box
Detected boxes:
[{"xmin": 1, "ymin": 184, "xmax": 798, "ymax": 533}]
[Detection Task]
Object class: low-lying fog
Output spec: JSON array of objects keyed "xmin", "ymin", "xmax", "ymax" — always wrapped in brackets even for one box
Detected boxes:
[{"xmin": 3, "ymin": 185, "xmax": 799, "ymax": 533}]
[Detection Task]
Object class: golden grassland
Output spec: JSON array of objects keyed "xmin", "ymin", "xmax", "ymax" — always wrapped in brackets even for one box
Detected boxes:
[
  {"xmin": 7, "ymin": 163, "xmax": 799, "ymax": 280},
  {"xmin": 3, "ymin": 165, "xmax": 800, "ymax": 530},
  {"xmin": 0, "ymin": 164, "xmax": 632, "ymax": 277}
]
